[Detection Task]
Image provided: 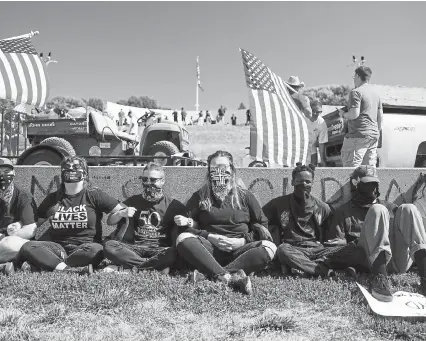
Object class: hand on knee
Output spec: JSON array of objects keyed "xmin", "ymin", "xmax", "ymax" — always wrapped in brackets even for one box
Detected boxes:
[
  {"xmin": 176, "ymin": 232, "xmax": 197, "ymax": 247},
  {"xmin": 261, "ymin": 240, "xmax": 277, "ymax": 260}
]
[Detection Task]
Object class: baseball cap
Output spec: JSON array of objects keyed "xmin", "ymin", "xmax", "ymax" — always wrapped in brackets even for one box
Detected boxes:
[
  {"xmin": 0, "ymin": 158, "xmax": 14, "ymax": 169},
  {"xmin": 351, "ymin": 165, "xmax": 379, "ymax": 183}
]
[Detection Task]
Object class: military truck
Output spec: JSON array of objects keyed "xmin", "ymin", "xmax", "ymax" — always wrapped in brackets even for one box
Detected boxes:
[
  {"xmin": 7, "ymin": 107, "xmax": 202, "ymax": 166},
  {"xmin": 322, "ymin": 85, "xmax": 426, "ymax": 168}
]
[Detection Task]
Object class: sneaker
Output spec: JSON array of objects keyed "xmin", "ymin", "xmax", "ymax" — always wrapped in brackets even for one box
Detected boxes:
[
  {"xmin": 188, "ymin": 269, "xmax": 206, "ymax": 284},
  {"xmin": 346, "ymin": 267, "xmax": 358, "ymax": 280},
  {"xmin": 87, "ymin": 264, "xmax": 94, "ymax": 274},
  {"xmin": 159, "ymin": 267, "xmax": 170, "ymax": 275},
  {"xmin": 230, "ymin": 269, "xmax": 253, "ymax": 295},
  {"xmin": 370, "ymin": 273, "xmax": 393, "ymax": 302},
  {"xmin": 20, "ymin": 261, "xmax": 35, "ymax": 273},
  {"xmin": 102, "ymin": 265, "xmax": 122, "ymax": 273},
  {"xmin": 280, "ymin": 264, "xmax": 291, "ymax": 276},
  {"xmin": 0, "ymin": 262, "xmax": 14, "ymax": 275}
]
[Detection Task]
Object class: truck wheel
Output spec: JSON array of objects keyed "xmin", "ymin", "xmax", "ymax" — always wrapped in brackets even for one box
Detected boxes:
[
  {"xmin": 40, "ymin": 137, "xmax": 76, "ymax": 157},
  {"xmin": 20, "ymin": 149, "xmax": 63, "ymax": 165},
  {"xmin": 248, "ymin": 160, "xmax": 267, "ymax": 167},
  {"xmin": 148, "ymin": 141, "xmax": 179, "ymax": 166}
]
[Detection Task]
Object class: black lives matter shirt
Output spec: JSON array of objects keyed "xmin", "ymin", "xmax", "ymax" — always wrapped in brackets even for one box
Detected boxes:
[
  {"xmin": 38, "ymin": 188, "xmax": 118, "ymax": 247},
  {"xmin": 122, "ymin": 194, "xmax": 185, "ymax": 249},
  {"xmin": 0, "ymin": 186, "xmax": 36, "ymax": 235}
]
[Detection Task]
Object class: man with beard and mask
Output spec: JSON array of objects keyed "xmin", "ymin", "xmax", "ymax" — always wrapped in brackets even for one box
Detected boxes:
[
  {"xmin": 19, "ymin": 157, "xmax": 124, "ymax": 273},
  {"xmin": 324, "ymin": 165, "xmax": 426, "ymax": 302},
  {"xmin": 103, "ymin": 163, "xmax": 185, "ymax": 273},
  {"xmin": 0, "ymin": 158, "xmax": 37, "ymax": 275},
  {"xmin": 263, "ymin": 163, "xmax": 338, "ymax": 278},
  {"xmin": 174, "ymin": 150, "xmax": 277, "ymax": 295}
]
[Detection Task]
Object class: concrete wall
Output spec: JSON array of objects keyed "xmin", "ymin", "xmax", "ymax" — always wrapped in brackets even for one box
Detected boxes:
[{"xmin": 14, "ymin": 167, "xmax": 426, "ymax": 215}]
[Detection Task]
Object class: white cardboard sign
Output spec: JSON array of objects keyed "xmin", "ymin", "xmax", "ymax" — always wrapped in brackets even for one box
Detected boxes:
[{"xmin": 357, "ymin": 283, "xmax": 426, "ymax": 317}]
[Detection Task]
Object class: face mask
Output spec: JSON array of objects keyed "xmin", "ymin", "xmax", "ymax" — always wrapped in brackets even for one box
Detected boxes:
[
  {"xmin": 210, "ymin": 166, "xmax": 232, "ymax": 201},
  {"xmin": 0, "ymin": 174, "xmax": 14, "ymax": 191},
  {"xmin": 61, "ymin": 163, "xmax": 86, "ymax": 183},
  {"xmin": 353, "ymin": 182, "xmax": 380, "ymax": 207},
  {"xmin": 142, "ymin": 178, "xmax": 164, "ymax": 202}
]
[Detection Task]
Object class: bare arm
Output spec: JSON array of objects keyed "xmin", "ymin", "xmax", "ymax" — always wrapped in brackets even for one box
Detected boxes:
[
  {"xmin": 377, "ymin": 104, "xmax": 383, "ymax": 131},
  {"xmin": 107, "ymin": 203, "xmax": 128, "ymax": 225},
  {"xmin": 343, "ymin": 107, "xmax": 360, "ymax": 120},
  {"xmin": 319, "ymin": 144, "xmax": 326, "ymax": 165}
]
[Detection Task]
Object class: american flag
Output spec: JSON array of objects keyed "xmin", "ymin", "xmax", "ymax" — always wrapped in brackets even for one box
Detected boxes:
[
  {"xmin": 0, "ymin": 35, "xmax": 50, "ymax": 108},
  {"xmin": 240, "ymin": 49, "xmax": 310, "ymax": 166},
  {"xmin": 196, "ymin": 56, "xmax": 204, "ymax": 92}
]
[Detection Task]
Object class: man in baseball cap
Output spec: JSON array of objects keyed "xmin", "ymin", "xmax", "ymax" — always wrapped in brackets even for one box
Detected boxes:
[
  {"xmin": 0, "ymin": 158, "xmax": 37, "ymax": 275},
  {"xmin": 323, "ymin": 166, "xmax": 426, "ymax": 302}
]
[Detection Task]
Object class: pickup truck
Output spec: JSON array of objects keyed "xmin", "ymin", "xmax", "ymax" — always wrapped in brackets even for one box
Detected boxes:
[{"xmin": 322, "ymin": 84, "xmax": 426, "ymax": 168}]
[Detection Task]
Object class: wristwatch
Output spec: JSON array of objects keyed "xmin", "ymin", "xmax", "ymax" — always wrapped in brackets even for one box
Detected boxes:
[{"xmin": 187, "ymin": 218, "xmax": 194, "ymax": 228}]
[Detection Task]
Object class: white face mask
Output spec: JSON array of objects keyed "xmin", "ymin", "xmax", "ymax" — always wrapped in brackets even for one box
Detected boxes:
[{"xmin": 209, "ymin": 166, "xmax": 232, "ymax": 201}]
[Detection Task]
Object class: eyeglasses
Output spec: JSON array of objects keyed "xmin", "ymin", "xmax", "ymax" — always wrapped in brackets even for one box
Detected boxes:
[
  {"xmin": 62, "ymin": 164, "xmax": 84, "ymax": 171},
  {"xmin": 142, "ymin": 177, "xmax": 164, "ymax": 184}
]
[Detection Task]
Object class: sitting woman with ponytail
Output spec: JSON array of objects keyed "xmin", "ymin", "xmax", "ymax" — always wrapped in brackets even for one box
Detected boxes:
[
  {"xmin": 19, "ymin": 156, "xmax": 125, "ymax": 273},
  {"xmin": 174, "ymin": 150, "xmax": 277, "ymax": 295}
]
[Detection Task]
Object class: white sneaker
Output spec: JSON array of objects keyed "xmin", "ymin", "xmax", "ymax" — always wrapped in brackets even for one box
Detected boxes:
[{"xmin": 102, "ymin": 265, "xmax": 121, "ymax": 273}]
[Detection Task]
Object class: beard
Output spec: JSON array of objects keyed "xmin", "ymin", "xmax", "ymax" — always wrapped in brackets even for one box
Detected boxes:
[
  {"xmin": 142, "ymin": 184, "xmax": 164, "ymax": 202},
  {"xmin": 211, "ymin": 182, "xmax": 231, "ymax": 201}
]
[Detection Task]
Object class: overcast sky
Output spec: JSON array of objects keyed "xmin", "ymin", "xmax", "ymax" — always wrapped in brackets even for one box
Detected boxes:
[{"xmin": 1, "ymin": 1, "xmax": 425, "ymax": 111}]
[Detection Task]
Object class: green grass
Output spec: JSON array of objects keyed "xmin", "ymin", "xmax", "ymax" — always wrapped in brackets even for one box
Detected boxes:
[
  {"xmin": 187, "ymin": 124, "xmax": 250, "ymax": 167},
  {"xmin": 0, "ymin": 270, "xmax": 425, "ymax": 341}
]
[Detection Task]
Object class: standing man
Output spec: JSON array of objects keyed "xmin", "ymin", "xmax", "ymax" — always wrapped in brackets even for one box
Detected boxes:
[
  {"xmin": 231, "ymin": 114, "xmax": 237, "ymax": 126},
  {"xmin": 306, "ymin": 100, "xmax": 328, "ymax": 166},
  {"xmin": 172, "ymin": 110, "xmax": 178, "ymax": 123},
  {"xmin": 245, "ymin": 109, "xmax": 251, "ymax": 126},
  {"xmin": 218, "ymin": 105, "xmax": 225, "ymax": 123},
  {"xmin": 180, "ymin": 108, "xmax": 187, "ymax": 125},
  {"xmin": 127, "ymin": 111, "xmax": 137, "ymax": 136},
  {"xmin": 118, "ymin": 109, "xmax": 125, "ymax": 130},
  {"xmin": 338, "ymin": 66, "xmax": 383, "ymax": 167},
  {"xmin": 286, "ymin": 76, "xmax": 312, "ymax": 120}
]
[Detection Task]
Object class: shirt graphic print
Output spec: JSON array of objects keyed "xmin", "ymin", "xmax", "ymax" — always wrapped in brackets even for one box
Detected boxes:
[{"xmin": 51, "ymin": 204, "xmax": 88, "ymax": 230}]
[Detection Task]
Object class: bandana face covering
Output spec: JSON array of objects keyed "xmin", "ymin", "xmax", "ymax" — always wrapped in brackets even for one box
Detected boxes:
[
  {"xmin": 142, "ymin": 176, "xmax": 164, "ymax": 202},
  {"xmin": 209, "ymin": 166, "xmax": 232, "ymax": 201},
  {"xmin": 61, "ymin": 162, "xmax": 86, "ymax": 183},
  {"xmin": 353, "ymin": 182, "xmax": 380, "ymax": 208},
  {"xmin": 0, "ymin": 173, "xmax": 14, "ymax": 191}
]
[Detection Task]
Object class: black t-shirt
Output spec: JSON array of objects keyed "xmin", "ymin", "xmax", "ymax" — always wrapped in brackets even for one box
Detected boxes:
[
  {"xmin": 231, "ymin": 116, "xmax": 237, "ymax": 124},
  {"xmin": 0, "ymin": 186, "xmax": 36, "ymax": 235},
  {"xmin": 263, "ymin": 194, "xmax": 331, "ymax": 244},
  {"xmin": 122, "ymin": 194, "xmax": 185, "ymax": 248},
  {"xmin": 184, "ymin": 188, "xmax": 268, "ymax": 242},
  {"xmin": 327, "ymin": 198, "xmax": 397, "ymax": 243},
  {"xmin": 38, "ymin": 188, "xmax": 119, "ymax": 246}
]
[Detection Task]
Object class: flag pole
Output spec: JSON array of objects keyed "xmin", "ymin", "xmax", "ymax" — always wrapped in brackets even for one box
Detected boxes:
[
  {"xmin": 2, "ymin": 31, "xmax": 39, "ymax": 41},
  {"xmin": 195, "ymin": 56, "xmax": 200, "ymax": 113}
]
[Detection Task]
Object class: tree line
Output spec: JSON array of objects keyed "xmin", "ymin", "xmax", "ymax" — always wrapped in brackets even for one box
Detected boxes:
[{"xmin": 0, "ymin": 85, "xmax": 352, "ymax": 114}]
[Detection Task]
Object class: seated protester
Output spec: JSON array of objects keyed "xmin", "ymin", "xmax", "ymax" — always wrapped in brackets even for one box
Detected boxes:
[
  {"xmin": 0, "ymin": 158, "xmax": 37, "ymax": 275},
  {"xmin": 324, "ymin": 166, "xmax": 426, "ymax": 302},
  {"xmin": 263, "ymin": 163, "xmax": 337, "ymax": 277},
  {"xmin": 19, "ymin": 157, "xmax": 124, "ymax": 273},
  {"xmin": 174, "ymin": 150, "xmax": 277, "ymax": 295},
  {"xmin": 103, "ymin": 163, "xmax": 185, "ymax": 273}
]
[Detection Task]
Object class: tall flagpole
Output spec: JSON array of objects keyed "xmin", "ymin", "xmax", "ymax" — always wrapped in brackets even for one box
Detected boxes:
[{"xmin": 195, "ymin": 56, "xmax": 200, "ymax": 113}]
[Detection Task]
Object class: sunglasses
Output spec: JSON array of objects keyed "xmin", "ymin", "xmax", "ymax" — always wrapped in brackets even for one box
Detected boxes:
[
  {"xmin": 142, "ymin": 177, "xmax": 164, "ymax": 183},
  {"xmin": 62, "ymin": 164, "xmax": 85, "ymax": 171}
]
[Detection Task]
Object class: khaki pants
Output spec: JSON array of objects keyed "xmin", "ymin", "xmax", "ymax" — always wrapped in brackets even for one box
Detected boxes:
[
  {"xmin": 341, "ymin": 136, "xmax": 378, "ymax": 167},
  {"xmin": 359, "ymin": 204, "xmax": 426, "ymax": 273}
]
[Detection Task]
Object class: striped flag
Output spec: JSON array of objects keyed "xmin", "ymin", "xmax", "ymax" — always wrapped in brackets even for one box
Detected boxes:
[
  {"xmin": 240, "ymin": 48, "xmax": 311, "ymax": 167},
  {"xmin": 196, "ymin": 56, "xmax": 204, "ymax": 92},
  {"xmin": 0, "ymin": 34, "xmax": 50, "ymax": 108}
]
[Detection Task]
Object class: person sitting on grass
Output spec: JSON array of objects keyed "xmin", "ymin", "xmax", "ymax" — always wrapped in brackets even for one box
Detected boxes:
[
  {"xmin": 323, "ymin": 165, "xmax": 426, "ymax": 302},
  {"xmin": 0, "ymin": 158, "xmax": 37, "ymax": 275},
  {"xmin": 174, "ymin": 150, "xmax": 277, "ymax": 295},
  {"xmin": 103, "ymin": 163, "xmax": 185, "ymax": 274},
  {"xmin": 262, "ymin": 163, "xmax": 338, "ymax": 278},
  {"xmin": 19, "ymin": 156, "xmax": 125, "ymax": 273}
]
